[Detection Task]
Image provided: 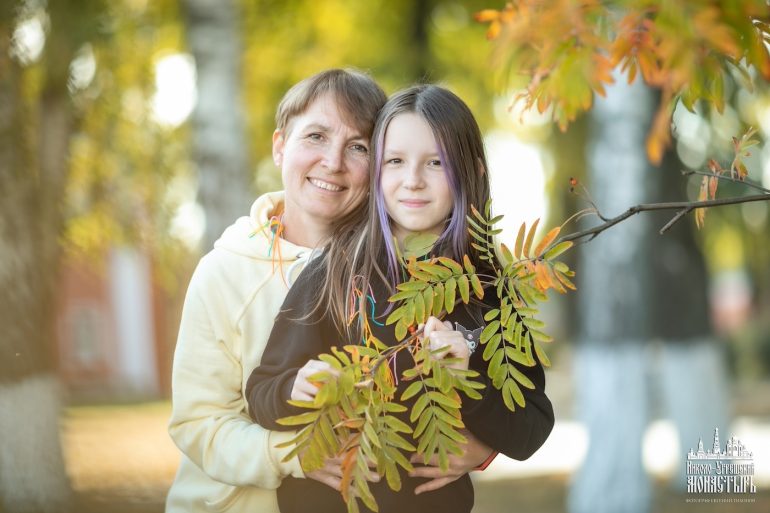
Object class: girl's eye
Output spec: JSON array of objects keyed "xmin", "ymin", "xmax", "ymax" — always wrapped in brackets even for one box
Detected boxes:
[
  {"xmin": 386, "ymin": 158, "xmax": 402, "ymax": 165},
  {"xmin": 428, "ymin": 159, "xmax": 442, "ymax": 167}
]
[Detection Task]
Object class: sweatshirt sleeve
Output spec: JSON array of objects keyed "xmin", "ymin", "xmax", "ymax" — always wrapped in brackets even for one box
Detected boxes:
[
  {"xmin": 167, "ymin": 261, "xmax": 303, "ymax": 489},
  {"xmin": 246, "ymin": 267, "xmax": 331, "ymax": 431},
  {"xmin": 458, "ymin": 302, "xmax": 555, "ymax": 461}
]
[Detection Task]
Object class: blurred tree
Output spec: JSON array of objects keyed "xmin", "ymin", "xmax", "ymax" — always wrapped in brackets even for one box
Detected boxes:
[
  {"xmin": 0, "ymin": 2, "xmax": 103, "ymax": 509},
  {"xmin": 0, "ymin": 0, "xmax": 186, "ymax": 510},
  {"xmin": 182, "ymin": 0, "xmax": 252, "ymax": 250}
]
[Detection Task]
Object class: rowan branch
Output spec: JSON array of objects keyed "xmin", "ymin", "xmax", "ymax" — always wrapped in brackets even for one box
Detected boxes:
[
  {"xmin": 557, "ymin": 193, "xmax": 770, "ymax": 244},
  {"xmin": 680, "ymin": 169, "xmax": 770, "ymax": 195}
]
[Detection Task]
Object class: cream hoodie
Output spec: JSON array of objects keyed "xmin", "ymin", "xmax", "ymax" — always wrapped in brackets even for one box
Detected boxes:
[{"xmin": 166, "ymin": 192, "xmax": 310, "ymax": 513}]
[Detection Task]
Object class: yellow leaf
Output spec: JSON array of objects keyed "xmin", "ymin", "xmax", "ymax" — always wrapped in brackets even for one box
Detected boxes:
[{"xmin": 523, "ymin": 218, "xmax": 540, "ymax": 258}]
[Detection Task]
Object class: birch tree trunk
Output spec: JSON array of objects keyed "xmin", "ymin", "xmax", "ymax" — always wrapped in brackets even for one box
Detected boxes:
[
  {"xmin": 568, "ymin": 73, "xmax": 655, "ymax": 513},
  {"xmin": 182, "ymin": 0, "xmax": 253, "ymax": 251},
  {"xmin": 0, "ymin": 5, "xmax": 75, "ymax": 511}
]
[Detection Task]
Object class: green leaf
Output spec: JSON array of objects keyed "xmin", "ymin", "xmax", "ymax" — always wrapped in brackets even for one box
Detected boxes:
[
  {"xmin": 489, "ymin": 349, "xmax": 505, "ymax": 385},
  {"xmin": 480, "ymin": 320, "xmax": 500, "ymax": 344},
  {"xmin": 410, "ymin": 393, "xmax": 430, "ymax": 422},
  {"xmin": 505, "ymin": 378, "xmax": 526, "ymax": 408},
  {"xmin": 534, "ymin": 342, "xmax": 551, "ymax": 367},
  {"xmin": 484, "ymin": 308, "xmax": 500, "ymax": 322},
  {"xmin": 413, "ymin": 410, "xmax": 433, "ymax": 438},
  {"xmin": 504, "ymin": 345, "xmax": 532, "ymax": 366},
  {"xmin": 444, "ymin": 277, "xmax": 457, "ymax": 313},
  {"xmin": 389, "ymin": 290, "xmax": 416, "ymax": 302},
  {"xmin": 458, "ymin": 275, "xmax": 470, "ymax": 303},
  {"xmin": 483, "ymin": 333, "xmax": 501, "ymax": 361},
  {"xmin": 396, "ymin": 280, "xmax": 426, "ymax": 292},
  {"xmin": 276, "ymin": 410, "xmax": 321, "ymax": 426},
  {"xmin": 401, "ymin": 380, "xmax": 423, "ymax": 401},
  {"xmin": 403, "ymin": 232, "xmax": 439, "ymax": 259},
  {"xmin": 364, "ymin": 421, "xmax": 381, "ymax": 448},
  {"xmin": 510, "ymin": 365, "xmax": 536, "ymax": 389},
  {"xmin": 544, "ymin": 241, "xmax": 573, "ymax": 260},
  {"xmin": 423, "ymin": 287, "xmax": 434, "ymax": 317},
  {"xmin": 394, "ymin": 320, "xmax": 407, "ymax": 341},
  {"xmin": 433, "ymin": 407, "xmax": 464, "ymax": 428},
  {"xmin": 529, "ymin": 329, "xmax": 554, "ymax": 343},
  {"xmin": 414, "ymin": 292, "xmax": 425, "ymax": 325},
  {"xmin": 437, "ymin": 257, "xmax": 463, "ymax": 274},
  {"xmin": 427, "ymin": 391, "xmax": 461, "ymax": 409},
  {"xmin": 432, "ymin": 282, "xmax": 445, "ymax": 316},
  {"xmin": 385, "ymin": 307, "xmax": 404, "ymax": 325},
  {"xmin": 470, "ymin": 274, "xmax": 484, "ymax": 299},
  {"xmin": 522, "ymin": 317, "xmax": 545, "ymax": 329}
]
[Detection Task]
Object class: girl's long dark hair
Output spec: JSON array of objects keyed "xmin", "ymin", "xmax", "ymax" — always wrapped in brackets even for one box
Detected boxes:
[{"xmin": 311, "ymin": 85, "xmax": 492, "ymax": 340}]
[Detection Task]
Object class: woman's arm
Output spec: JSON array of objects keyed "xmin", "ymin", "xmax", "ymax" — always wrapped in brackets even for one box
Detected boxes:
[{"xmin": 168, "ymin": 261, "xmax": 303, "ymax": 488}]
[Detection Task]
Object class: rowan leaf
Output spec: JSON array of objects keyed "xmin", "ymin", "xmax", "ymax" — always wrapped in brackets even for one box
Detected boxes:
[
  {"xmin": 523, "ymin": 218, "xmax": 540, "ymax": 258},
  {"xmin": 534, "ymin": 226, "xmax": 561, "ymax": 256},
  {"xmin": 457, "ymin": 275, "xmax": 470, "ymax": 303},
  {"xmin": 514, "ymin": 222, "xmax": 526, "ymax": 259}
]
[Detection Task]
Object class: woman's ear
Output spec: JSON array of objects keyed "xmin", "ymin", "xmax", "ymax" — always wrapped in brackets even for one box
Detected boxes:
[{"xmin": 272, "ymin": 129, "xmax": 285, "ymax": 167}]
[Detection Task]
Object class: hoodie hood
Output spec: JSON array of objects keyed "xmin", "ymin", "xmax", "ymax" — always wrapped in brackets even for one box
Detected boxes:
[{"xmin": 214, "ymin": 191, "xmax": 308, "ymax": 262}]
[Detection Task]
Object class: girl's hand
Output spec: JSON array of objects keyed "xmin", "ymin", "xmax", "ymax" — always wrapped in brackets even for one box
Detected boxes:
[
  {"xmin": 291, "ymin": 359, "xmax": 338, "ymax": 401},
  {"xmin": 408, "ymin": 429, "xmax": 494, "ymax": 494},
  {"xmin": 421, "ymin": 316, "xmax": 470, "ymax": 371}
]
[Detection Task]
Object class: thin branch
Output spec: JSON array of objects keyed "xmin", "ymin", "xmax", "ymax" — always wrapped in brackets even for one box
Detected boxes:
[
  {"xmin": 556, "ymin": 193, "xmax": 770, "ymax": 245},
  {"xmin": 658, "ymin": 207, "xmax": 692, "ymax": 234},
  {"xmin": 681, "ymin": 169, "xmax": 770, "ymax": 195}
]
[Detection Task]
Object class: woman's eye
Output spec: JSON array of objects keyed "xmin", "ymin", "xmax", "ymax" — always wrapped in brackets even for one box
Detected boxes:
[
  {"xmin": 307, "ymin": 133, "xmax": 323, "ymax": 141},
  {"xmin": 351, "ymin": 144, "xmax": 368, "ymax": 154}
]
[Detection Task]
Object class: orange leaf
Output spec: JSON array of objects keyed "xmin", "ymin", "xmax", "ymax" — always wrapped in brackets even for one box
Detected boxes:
[
  {"xmin": 474, "ymin": 9, "xmax": 500, "ymax": 23},
  {"xmin": 708, "ymin": 176, "xmax": 718, "ymax": 201},
  {"xmin": 534, "ymin": 226, "xmax": 560, "ymax": 257},
  {"xmin": 340, "ymin": 448, "xmax": 357, "ymax": 502}
]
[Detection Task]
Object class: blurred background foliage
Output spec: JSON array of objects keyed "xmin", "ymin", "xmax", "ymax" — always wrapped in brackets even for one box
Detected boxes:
[
  {"xmin": 4, "ymin": 0, "xmax": 770, "ymax": 381},
  {"xmin": 3, "ymin": 1, "xmax": 770, "ymax": 511}
]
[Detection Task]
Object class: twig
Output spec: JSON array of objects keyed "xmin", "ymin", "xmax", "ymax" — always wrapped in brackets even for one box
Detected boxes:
[
  {"xmin": 556, "ymin": 193, "xmax": 770, "ymax": 245},
  {"xmin": 681, "ymin": 169, "xmax": 770, "ymax": 195}
]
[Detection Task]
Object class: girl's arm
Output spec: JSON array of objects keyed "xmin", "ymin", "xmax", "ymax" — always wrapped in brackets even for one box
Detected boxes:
[{"xmin": 455, "ymin": 301, "xmax": 555, "ymax": 461}]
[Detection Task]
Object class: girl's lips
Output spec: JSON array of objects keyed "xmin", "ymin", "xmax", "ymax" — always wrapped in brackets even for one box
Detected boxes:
[{"xmin": 400, "ymin": 200, "xmax": 429, "ymax": 208}]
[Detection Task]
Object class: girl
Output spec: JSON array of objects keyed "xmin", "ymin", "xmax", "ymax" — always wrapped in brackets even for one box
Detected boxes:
[{"xmin": 247, "ymin": 85, "xmax": 554, "ymax": 513}]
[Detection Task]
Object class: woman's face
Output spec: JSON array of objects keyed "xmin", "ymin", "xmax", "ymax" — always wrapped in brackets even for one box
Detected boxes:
[
  {"xmin": 273, "ymin": 93, "xmax": 370, "ymax": 230},
  {"xmin": 380, "ymin": 112, "xmax": 453, "ymax": 245}
]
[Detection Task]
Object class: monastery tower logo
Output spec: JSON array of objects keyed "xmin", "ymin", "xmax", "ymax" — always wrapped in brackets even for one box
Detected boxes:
[{"xmin": 686, "ymin": 428, "xmax": 756, "ymax": 499}]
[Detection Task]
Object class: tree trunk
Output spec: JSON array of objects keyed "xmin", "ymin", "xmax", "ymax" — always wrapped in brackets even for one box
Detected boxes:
[
  {"xmin": 0, "ymin": 5, "xmax": 77, "ymax": 511},
  {"xmin": 182, "ymin": 0, "xmax": 253, "ymax": 251},
  {"xmin": 568, "ymin": 72, "xmax": 655, "ymax": 513}
]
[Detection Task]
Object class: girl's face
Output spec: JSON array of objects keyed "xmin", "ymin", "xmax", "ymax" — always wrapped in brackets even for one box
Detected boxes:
[{"xmin": 380, "ymin": 113, "xmax": 453, "ymax": 245}]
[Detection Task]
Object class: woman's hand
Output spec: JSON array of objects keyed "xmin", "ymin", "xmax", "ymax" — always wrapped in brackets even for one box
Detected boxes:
[
  {"xmin": 291, "ymin": 360, "xmax": 338, "ymax": 401},
  {"xmin": 408, "ymin": 429, "xmax": 494, "ymax": 494},
  {"xmin": 421, "ymin": 316, "xmax": 470, "ymax": 371}
]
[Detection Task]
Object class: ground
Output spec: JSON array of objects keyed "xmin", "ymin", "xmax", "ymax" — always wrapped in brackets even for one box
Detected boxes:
[{"xmin": 62, "ymin": 401, "xmax": 770, "ymax": 513}]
